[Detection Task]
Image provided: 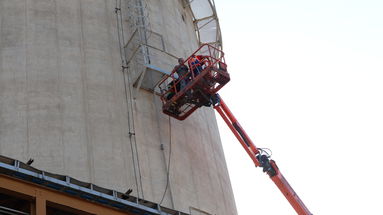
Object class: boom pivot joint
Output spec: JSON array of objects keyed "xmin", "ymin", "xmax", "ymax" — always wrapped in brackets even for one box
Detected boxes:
[{"xmin": 256, "ymin": 154, "xmax": 277, "ymax": 177}]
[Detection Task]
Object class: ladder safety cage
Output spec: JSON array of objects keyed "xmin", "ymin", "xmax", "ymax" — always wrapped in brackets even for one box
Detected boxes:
[{"xmin": 158, "ymin": 44, "xmax": 230, "ymax": 120}]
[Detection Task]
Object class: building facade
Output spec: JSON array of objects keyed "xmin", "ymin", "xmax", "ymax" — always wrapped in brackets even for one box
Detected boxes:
[{"xmin": 0, "ymin": 0, "xmax": 236, "ymax": 214}]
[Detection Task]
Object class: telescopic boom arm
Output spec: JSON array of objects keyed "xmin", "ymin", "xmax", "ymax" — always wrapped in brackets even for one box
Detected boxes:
[
  {"xmin": 158, "ymin": 44, "xmax": 312, "ymax": 214},
  {"xmin": 214, "ymin": 96, "xmax": 312, "ymax": 215}
]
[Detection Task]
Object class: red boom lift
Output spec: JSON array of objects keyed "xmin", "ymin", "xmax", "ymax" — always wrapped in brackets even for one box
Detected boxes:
[{"xmin": 158, "ymin": 44, "xmax": 312, "ymax": 215}]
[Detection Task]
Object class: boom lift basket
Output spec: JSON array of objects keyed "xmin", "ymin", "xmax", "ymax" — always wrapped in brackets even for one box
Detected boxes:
[
  {"xmin": 158, "ymin": 44, "xmax": 312, "ymax": 215},
  {"xmin": 158, "ymin": 44, "xmax": 230, "ymax": 120}
]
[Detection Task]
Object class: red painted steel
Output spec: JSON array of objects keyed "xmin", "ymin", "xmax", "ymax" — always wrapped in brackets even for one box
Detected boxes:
[
  {"xmin": 214, "ymin": 105, "xmax": 260, "ymax": 166},
  {"xmin": 218, "ymin": 98, "xmax": 260, "ymax": 156},
  {"xmin": 270, "ymin": 161, "xmax": 312, "ymax": 215},
  {"xmin": 158, "ymin": 44, "xmax": 230, "ymax": 120},
  {"xmin": 215, "ymin": 98, "xmax": 312, "ymax": 215},
  {"xmin": 159, "ymin": 44, "xmax": 312, "ymax": 215}
]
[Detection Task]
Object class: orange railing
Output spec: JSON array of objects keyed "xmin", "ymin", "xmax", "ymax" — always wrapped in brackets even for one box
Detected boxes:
[{"xmin": 158, "ymin": 44, "xmax": 226, "ymax": 104}]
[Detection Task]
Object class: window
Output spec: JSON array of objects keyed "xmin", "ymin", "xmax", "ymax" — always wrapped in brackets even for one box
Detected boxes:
[
  {"xmin": 0, "ymin": 192, "xmax": 31, "ymax": 215},
  {"xmin": 47, "ymin": 202, "xmax": 94, "ymax": 215}
]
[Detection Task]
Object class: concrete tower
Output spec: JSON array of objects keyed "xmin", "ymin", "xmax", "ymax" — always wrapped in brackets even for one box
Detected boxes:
[{"xmin": 0, "ymin": 0, "xmax": 236, "ymax": 214}]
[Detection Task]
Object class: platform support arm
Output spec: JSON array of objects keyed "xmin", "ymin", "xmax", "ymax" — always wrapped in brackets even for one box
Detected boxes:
[
  {"xmin": 214, "ymin": 99, "xmax": 260, "ymax": 166},
  {"xmin": 213, "ymin": 95, "xmax": 312, "ymax": 215}
]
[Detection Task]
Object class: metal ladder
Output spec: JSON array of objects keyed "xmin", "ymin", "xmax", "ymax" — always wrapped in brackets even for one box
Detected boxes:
[{"xmin": 126, "ymin": 0, "xmax": 152, "ymax": 66}]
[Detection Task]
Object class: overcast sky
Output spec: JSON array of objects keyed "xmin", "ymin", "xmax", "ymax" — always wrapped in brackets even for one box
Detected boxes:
[{"xmin": 214, "ymin": 0, "xmax": 383, "ymax": 214}]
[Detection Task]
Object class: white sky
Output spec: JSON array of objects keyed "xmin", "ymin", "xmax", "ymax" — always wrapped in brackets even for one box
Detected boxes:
[{"xmin": 214, "ymin": 0, "xmax": 383, "ymax": 214}]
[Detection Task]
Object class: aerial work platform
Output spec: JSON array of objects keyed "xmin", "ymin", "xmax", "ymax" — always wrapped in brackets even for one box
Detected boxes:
[
  {"xmin": 158, "ymin": 44, "xmax": 312, "ymax": 215},
  {"xmin": 158, "ymin": 44, "xmax": 230, "ymax": 120}
]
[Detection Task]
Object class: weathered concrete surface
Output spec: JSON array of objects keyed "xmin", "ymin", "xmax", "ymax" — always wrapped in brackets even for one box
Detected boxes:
[{"xmin": 0, "ymin": 0, "xmax": 237, "ymax": 214}]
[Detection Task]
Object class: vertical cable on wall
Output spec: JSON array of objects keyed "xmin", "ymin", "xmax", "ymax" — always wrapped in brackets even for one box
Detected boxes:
[
  {"xmin": 159, "ymin": 115, "xmax": 173, "ymax": 206},
  {"xmin": 151, "ymin": 81, "xmax": 174, "ymax": 207},
  {"xmin": 115, "ymin": 0, "xmax": 145, "ymax": 200}
]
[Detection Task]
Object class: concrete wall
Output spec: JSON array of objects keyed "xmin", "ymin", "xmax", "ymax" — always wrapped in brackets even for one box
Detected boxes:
[{"xmin": 0, "ymin": 0, "xmax": 237, "ymax": 214}]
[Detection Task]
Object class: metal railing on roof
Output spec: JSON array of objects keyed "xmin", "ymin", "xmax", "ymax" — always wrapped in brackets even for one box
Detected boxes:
[{"xmin": 0, "ymin": 155, "xmax": 189, "ymax": 215}]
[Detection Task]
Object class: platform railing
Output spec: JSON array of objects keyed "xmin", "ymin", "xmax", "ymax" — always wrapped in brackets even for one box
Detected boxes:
[{"xmin": 158, "ymin": 44, "xmax": 226, "ymax": 104}]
